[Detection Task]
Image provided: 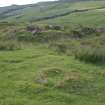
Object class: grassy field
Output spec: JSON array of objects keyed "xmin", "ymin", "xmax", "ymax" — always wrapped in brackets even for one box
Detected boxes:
[
  {"xmin": 0, "ymin": 21, "xmax": 105, "ymax": 105},
  {"xmin": 1, "ymin": 44, "xmax": 105, "ymax": 105},
  {"xmin": 1, "ymin": 0, "xmax": 105, "ymax": 105},
  {"xmin": 37, "ymin": 8, "xmax": 105, "ymax": 27}
]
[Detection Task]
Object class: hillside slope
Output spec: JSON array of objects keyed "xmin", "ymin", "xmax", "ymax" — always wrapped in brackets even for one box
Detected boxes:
[
  {"xmin": 1, "ymin": 0, "xmax": 105, "ymax": 105},
  {"xmin": 0, "ymin": 17, "xmax": 105, "ymax": 105},
  {"xmin": 0, "ymin": 0, "xmax": 105, "ymax": 27}
]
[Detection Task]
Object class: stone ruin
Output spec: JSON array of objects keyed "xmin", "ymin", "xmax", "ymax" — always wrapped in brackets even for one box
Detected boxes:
[
  {"xmin": 26, "ymin": 25, "xmax": 41, "ymax": 35},
  {"xmin": 45, "ymin": 25, "xmax": 64, "ymax": 30}
]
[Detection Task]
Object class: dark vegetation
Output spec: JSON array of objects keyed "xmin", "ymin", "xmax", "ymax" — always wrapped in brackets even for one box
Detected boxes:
[
  {"xmin": 30, "ymin": 9, "xmax": 90, "ymax": 22},
  {"xmin": 0, "ymin": 22, "xmax": 105, "ymax": 64},
  {"xmin": 0, "ymin": 5, "xmax": 26, "ymax": 19},
  {"xmin": 30, "ymin": 6, "xmax": 105, "ymax": 22}
]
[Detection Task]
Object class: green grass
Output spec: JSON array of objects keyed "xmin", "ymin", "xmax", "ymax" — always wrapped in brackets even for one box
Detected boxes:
[
  {"xmin": 37, "ymin": 8, "xmax": 105, "ymax": 27},
  {"xmin": 1, "ymin": 0, "xmax": 105, "ymax": 26},
  {"xmin": 1, "ymin": 1, "xmax": 105, "ymax": 105},
  {"xmin": 1, "ymin": 44, "xmax": 105, "ymax": 105},
  {"xmin": 0, "ymin": 23, "xmax": 105, "ymax": 105}
]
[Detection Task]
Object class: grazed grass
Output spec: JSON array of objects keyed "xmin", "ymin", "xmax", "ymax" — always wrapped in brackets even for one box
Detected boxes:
[
  {"xmin": 0, "ymin": 1, "xmax": 105, "ymax": 104},
  {"xmin": 0, "ymin": 44, "xmax": 105, "ymax": 105}
]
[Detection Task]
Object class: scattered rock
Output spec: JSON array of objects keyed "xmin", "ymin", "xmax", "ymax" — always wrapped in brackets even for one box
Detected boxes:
[
  {"xmin": 45, "ymin": 25, "xmax": 64, "ymax": 30},
  {"xmin": 35, "ymin": 68, "xmax": 64, "ymax": 85},
  {"xmin": 36, "ymin": 78, "xmax": 48, "ymax": 85},
  {"xmin": 26, "ymin": 25, "xmax": 41, "ymax": 35},
  {"xmin": 36, "ymin": 73, "xmax": 48, "ymax": 85}
]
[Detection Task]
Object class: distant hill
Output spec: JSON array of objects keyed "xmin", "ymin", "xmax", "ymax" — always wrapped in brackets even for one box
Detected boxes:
[
  {"xmin": 60, "ymin": 0, "xmax": 105, "ymax": 2},
  {"xmin": 0, "ymin": 0, "xmax": 105, "ymax": 27},
  {"xmin": 60, "ymin": 0, "xmax": 79, "ymax": 1}
]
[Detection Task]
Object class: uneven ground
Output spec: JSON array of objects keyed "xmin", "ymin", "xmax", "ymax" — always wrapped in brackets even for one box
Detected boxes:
[
  {"xmin": 0, "ymin": 0, "xmax": 105, "ymax": 105},
  {"xmin": 1, "ymin": 44, "xmax": 105, "ymax": 105},
  {"xmin": 0, "ymin": 22, "xmax": 105, "ymax": 105}
]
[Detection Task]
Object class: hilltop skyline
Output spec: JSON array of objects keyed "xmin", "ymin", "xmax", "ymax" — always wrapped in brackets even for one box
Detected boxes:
[{"xmin": 0, "ymin": 0, "xmax": 56, "ymax": 7}]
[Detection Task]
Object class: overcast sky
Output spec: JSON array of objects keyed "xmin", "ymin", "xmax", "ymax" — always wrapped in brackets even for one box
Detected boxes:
[{"xmin": 0, "ymin": 0, "xmax": 56, "ymax": 7}]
